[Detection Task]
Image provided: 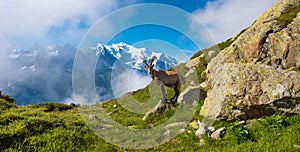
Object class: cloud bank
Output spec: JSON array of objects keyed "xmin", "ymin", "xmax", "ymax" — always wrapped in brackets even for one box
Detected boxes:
[
  {"xmin": 112, "ymin": 69, "xmax": 151, "ymax": 98},
  {"xmin": 0, "ymin": 0, "xmax": 135, "ymax": 48},
  {"xmin": 193, "ymin": 0, "xmax": 278, "ymax": 42},
  {"xmin": 0, "ymin": 0, "xmax": 278, "ymax": 48}
]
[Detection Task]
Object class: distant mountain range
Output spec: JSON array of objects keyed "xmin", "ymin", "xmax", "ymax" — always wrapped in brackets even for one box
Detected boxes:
[{"xmin": 0, "ymin": 43, "xmax": 178, "ymax": 105}]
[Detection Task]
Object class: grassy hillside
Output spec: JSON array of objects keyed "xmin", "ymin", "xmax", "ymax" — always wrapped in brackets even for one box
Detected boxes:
[
  {"xmin": 1, "ymin": 27, "xmax": 300, "ymax": 151},
  {"xmin": 2, "ymin": 4, "xmax": 300, "ymax": 147},
  {"xmin": 1, "ymin": 36, "xmax": 300, "ymax": 151},
  {"xmin": 0, "ymin": 94, "xmax": 300, "ymax": 151}
]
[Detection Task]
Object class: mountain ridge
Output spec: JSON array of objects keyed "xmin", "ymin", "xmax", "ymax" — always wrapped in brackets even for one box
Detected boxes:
[{"xmin": 1, "ymin": 42, "xmax": 178, "ymax": 105}]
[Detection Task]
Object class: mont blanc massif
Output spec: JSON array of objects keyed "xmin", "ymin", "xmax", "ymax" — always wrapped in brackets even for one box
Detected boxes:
[{"xmin": 1, "ymin": 43, "xmax": 178, "ymax": 105}]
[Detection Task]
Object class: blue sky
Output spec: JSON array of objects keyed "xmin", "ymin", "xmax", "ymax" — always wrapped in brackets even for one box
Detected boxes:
[
  {"xmin": 0, "ymin": 0, "xmax": 278, "ymax": 57},
  {"xmin": 139, "ymin": 0, "xmax": 209, "ymax": 12}
]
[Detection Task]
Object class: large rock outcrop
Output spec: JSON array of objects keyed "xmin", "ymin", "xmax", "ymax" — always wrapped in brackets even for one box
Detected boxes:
[
  {"xmin": 201, "ymin": 0, "xmax": 300, "ymax": 121},
  {"xmin": 208, "ymin": 0, "xmax": 300, "ymax": 69},
  {"xmin": 201, "ymin": 63, "xmax": 300, "ymax": 120}
]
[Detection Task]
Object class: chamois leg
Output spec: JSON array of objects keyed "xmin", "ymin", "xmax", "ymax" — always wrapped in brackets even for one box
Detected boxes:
[
  {"xmin": 170, "ymin": 88, "xmax": 176, "ymax": 101},
  {"xmin": 155, "ymin": 80, "xmax": 167, "ymax": 103},
  {"xmin": 170, "ymin": 85, "xmax": 180, "ymax": 103},
  {"xmin": 159, "ymin": 83, "xmax": 167, "ymax": 102}
]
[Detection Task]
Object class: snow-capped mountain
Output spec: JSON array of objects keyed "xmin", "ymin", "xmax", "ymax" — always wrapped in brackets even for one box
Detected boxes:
[
  {"xmin": 0, "ymin": 43, "xmax": 178, "ymax": 105},
  {"xmin": 92, "ymin": 42, "xmax": 177, "ymax": 71}
]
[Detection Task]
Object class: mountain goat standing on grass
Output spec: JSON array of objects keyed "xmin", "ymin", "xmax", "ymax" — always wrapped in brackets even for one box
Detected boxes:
[{"xmin": 142, "ymin": 56, "xmax": 185, "ymax": 104}]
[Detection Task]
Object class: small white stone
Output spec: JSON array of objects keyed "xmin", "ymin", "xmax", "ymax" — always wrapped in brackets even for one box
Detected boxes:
[
  {"xmin": 195, "ymin": 121, "xmax": 208, "ymax": 138},
  {"xmin": 179, "ymin": 128, "xmax": 185, "ymax": 133},
  {"xmin": 163, "ymin": 130, "xmax": 170, "ymax": 136},
  {"xmin": 208, "ymin": 126, "xmax": 215, "ymax": 132},
  {"xmin": 89, "ymin": 114, "xmax": 97, "ymax": 120},
  {"xmin": 211, "ymin": 127, "xmax": 226, "ymax": 139}
]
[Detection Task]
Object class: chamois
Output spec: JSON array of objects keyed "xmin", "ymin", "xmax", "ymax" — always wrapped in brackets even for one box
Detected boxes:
[{"xmin": 142, "ymin": 56, "xmax": 185, "ymax": 103}]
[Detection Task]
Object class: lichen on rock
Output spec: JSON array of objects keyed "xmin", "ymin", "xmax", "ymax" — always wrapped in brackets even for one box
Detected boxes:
[{"xmin": 201, "ymin": 63, "xmax": 300, "ymax": 121}]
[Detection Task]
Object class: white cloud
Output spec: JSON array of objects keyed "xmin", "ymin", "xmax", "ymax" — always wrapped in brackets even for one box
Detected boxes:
[
  {"xmin": 112, "ymin": 69, "xmax": 151, "ymax": 97},
  {"xmin": 193, "ymin": 0, "xmax": 278, "ymax": 42},
  {"xmin": 0, "ymin": 0, "xmax": 135, "ymax": 47}
]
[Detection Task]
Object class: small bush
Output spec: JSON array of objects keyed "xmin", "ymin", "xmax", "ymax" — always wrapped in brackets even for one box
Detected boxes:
[
  {"xmin": 190, "ymin": 51, "xmax": 203, "ymax": 60},
  {"xmin": 226, "ymin": 124, "xmax": 254, "ymax": 144},
  {"xmin": 0, "ymin": 94, "xmax": 16, "ymax": 111},
  {"xmin": 195, "ymin": 56, "xmax": 208, "ymax": 83},
  {"xmin": 24, "ymin": 119, "xmax": 54, "ymax": 133},
  {"xmin": 30, "ymin": 102, "xmax": 73, "ymax": 112},
  {"xmin": 261, "ymin": 114, "xmax": 288, "ymax": 129},
  {"xmin": 292, "ymin": 67, "xmax": 300, "ymax": 72},
  {"xmin": 277, "ymin": 4, "xmax": 300, "ymax": 27}
]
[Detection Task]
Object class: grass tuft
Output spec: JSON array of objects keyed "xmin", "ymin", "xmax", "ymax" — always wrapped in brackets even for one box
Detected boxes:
[{"xmin": 277, "ymin": 4, "xmax": 300, "ymax": 27}]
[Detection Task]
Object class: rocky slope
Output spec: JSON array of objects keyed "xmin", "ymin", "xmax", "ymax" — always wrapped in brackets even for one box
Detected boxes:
[{"xmin": 200, "ymin": 0, "xmax": 300, "ymax": 121}]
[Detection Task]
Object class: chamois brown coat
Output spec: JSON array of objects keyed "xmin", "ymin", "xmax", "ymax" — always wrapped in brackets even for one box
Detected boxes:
[{"xmin": 142, "ymin": 56, "xmax": 185, "ymax": 103}]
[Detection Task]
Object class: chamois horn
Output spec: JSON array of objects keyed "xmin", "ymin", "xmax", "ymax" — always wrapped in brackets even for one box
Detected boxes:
[
  {"xmin": 141, "ymin": 57, "xmax": 148, "ymax": 66},
  {"xmin": 149, "ymin": 56, "xmax": 157, "ymax": 66}
]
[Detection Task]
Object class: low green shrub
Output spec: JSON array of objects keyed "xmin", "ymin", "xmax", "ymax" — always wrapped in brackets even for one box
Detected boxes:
[
  {"xmin": 0, "ymin": 94, "xmax": 16, "ymax": 111},
  {"xmin": 277, "ymin": 4, "xmax": 300, "ymax": 27}
]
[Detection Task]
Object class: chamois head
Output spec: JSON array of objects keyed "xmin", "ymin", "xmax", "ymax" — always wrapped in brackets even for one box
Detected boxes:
[{"xmin": 142, "ymin": 56, "xmax": 157, "ymax": 76}]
